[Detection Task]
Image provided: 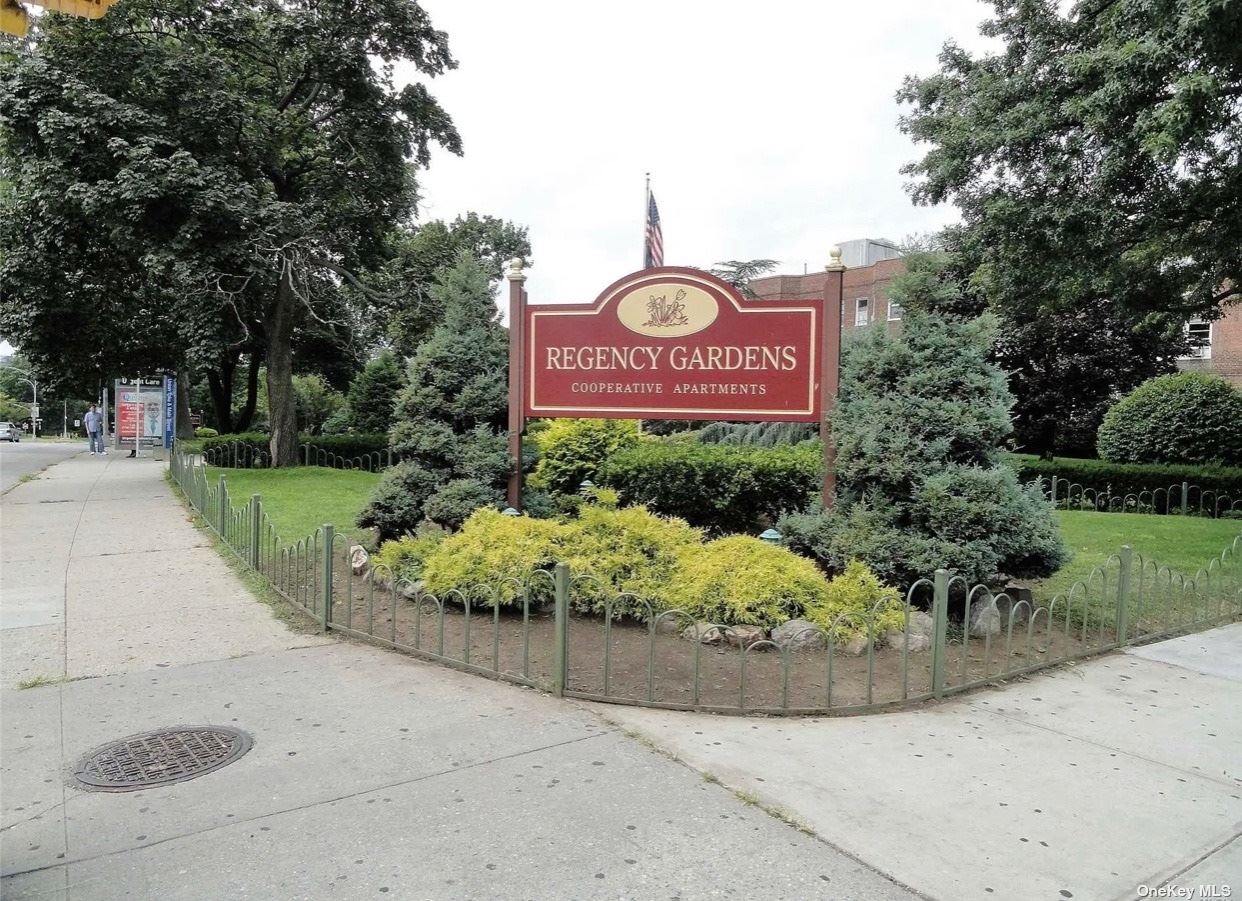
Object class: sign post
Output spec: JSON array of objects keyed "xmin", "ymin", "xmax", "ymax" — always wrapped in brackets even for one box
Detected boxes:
[
  {"xmin": 505, "ymin": 258, "xmax": 528, "ymax": 509},
  {"xmin": 821, "ymin": 247, "xmax": 845, "ymax": 508}
]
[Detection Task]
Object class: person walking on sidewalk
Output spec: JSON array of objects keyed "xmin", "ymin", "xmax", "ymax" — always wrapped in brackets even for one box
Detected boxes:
[{"xmin": 84, "ymin": 404, "xmax": 106, "ymax": 456}]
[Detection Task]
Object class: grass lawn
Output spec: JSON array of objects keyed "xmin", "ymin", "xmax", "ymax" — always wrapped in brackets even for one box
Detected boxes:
[
  {"xmin": 1035, "ymin": 510, "xmax": 1240, "ymax": 604},
  {"xmin": 207, "ymin": 465, "xmax": 380, "ymax": 544}
]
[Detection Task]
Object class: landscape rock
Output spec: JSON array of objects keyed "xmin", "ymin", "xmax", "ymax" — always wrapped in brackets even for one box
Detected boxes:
[
  {"xmin": 841, "ymin": 635, "xmax": 871, "ymax": 657},
  {"xmin": 681, "ymin": 622, "xmax": 725, "ymax": 644},
  {"xmin": 349, "ymin": 544, "xmax": 369, "ymax": 577},
  {"xmin": 724, "ymin": 625, "xmax": 767, "ymax": 649},
  {"xmin": 884, "ymin": 630, "xmax": 931, "ymax": 653},
  {"xmin": 884, "ymin": 610, "xmax": 935, "ymax": 653},
  {"xmin": 770, "ymin": 619, "xmax": 827, "ymax": 651},
  {"xmin": 997, "ymin": 583, "xmax": 1035, "ymax": 624},
  {"xmin": 968, "ymin": 597, "xmax": 1002, "ymax": 638},
  {"xmin": 654, "ymin": 616, "xmax": 687, "ymax": 635},
  {"xmin": 399, "ymin": 580, "xmax": 425, "ymax": 601},
  {"xmin": 907, "ymin": 610, "xmax": 935, "ymax": 639}
]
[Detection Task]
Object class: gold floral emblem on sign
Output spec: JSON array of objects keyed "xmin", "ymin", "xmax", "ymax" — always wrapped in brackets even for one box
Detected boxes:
[
  {"xmin": 616, "ymin": 281, "xmax": 719, "ymax": 337},
  {"xmin": 642, "ymin": 290, "xmax": 690, "ymax": 328}
]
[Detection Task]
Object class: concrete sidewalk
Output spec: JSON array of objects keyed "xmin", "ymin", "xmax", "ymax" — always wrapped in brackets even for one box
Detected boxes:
[
  {"xmin": 0, "ymin": 455, "xmax": 327, "ymax": 688},
  {"xmin": 600, "ymin": 624, "xmax": 1242, "ymax": 901},
  {"xmin": 1, "ymin": 454, "xmax": 919, "ymax": 900}
]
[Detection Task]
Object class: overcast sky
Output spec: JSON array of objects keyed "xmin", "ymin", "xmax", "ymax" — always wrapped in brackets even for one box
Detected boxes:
[
  {"xmin": 402, "ymin": 0, "xmax": 998, "ymax": 307},
  {"xmin": 2, "ymin": 1, "xmax": 997, "ymax": 360}
]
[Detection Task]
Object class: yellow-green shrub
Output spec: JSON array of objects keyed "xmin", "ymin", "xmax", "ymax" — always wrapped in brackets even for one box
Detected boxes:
[
  {"xmin": 420, "ymin": 508, "xmax": 564, "ymax": 606},
  {"xmin": 530, "ymin": 418, "xmax": 640, "ymax": 495},
  {"xmin": 561, "ymin": 505, "xmax": 702, "ymax": 618},
  {"xmin": 372, "ymin": 533, "xmax": 445, "ymax": 584},
  {"xmin": 803, "ymin": 560, "xmax": 905, "ymax": 641},
  {"xmin": 664, "ymin": 536, "xmax": 831, "ymax": 628}
]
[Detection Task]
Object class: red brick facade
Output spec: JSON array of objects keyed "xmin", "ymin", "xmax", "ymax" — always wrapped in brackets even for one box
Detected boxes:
[
  {"xmin": 751, "ymin": 261, "xmax": 1242, "ymax": 389},
  {"xmin": 1176, "ymin": 304, "xmax": 1242, "ymax": 388}
]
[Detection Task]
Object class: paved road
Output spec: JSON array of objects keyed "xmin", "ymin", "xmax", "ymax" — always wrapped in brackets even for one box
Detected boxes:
[
  {"xmin": 0, "ymin": 440, "xmax": 83, "ymax": 494},
  {"xmin": 0, "ymin": 454, "xmax": 919, "ymax": 900}
]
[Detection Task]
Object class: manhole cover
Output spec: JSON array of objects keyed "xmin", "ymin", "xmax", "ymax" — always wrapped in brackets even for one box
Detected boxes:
[{"xmin": 73, "ymin": 726, "xmax": 253, "ymax": 792}]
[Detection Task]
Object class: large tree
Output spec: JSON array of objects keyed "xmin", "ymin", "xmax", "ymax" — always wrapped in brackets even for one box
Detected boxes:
[
  {"xmin": 370, "ymin": 214, "xmax": 531, "ymax": 357},
  {"xmin": 898, "ymin": 0, "xmax": 1240, "ymax": 454},
  {"xmin": 0, "ymin": 0, "xmax": 461, "ymax": 464}
]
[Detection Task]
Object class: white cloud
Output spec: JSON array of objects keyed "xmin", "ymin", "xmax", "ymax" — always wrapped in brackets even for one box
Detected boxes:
[{"xmin": 401, "ymin": 0, "xmax": 998, "ymax": 306}]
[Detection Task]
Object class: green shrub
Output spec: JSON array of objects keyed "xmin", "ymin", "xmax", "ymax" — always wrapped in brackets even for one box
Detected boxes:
[
  {"xmin": 560, "ymin": 505, "xmax": 702, "ymax": 618},
  {"xmin": 194, "ymin": 427, "xmax": 219, "ymax": 439},
  {"xmin": 803, "ymin": 560, "xmax": 905, "ymax": 641},
  {"xmin": 1005, "ymin": 453, "xmax": 1242, "ymax": 512},
  {"xmin": 389, "ymin": 419, "xmax": 459, "ymax": 472},
  {"xmin": 421, "ymin": 509, "xmax": 564, "ymax": 606},
  {"xmin": 520, "ymin": 489, "xmax": 560, "ymax": 519},
  {"xmin": 372, "ymin": 533, "xmax": 445, "ymax": 584},
  {"xmin": 530, "ymin": 418, "xmax": 640, "ymax": 495},
  {"xmin": 780, "ymin": 467, "xmax": 1068, "ymax": 588},
  {"xmin": 356, "ymin": 461, "xmax": 441, "ymax": 540},
  {"xmin": 599, "ymin": 442, "xmax": 820, "ymax": 534},
  {"xmin": 346, "ymin": 352, "xmax": 404, "ymax": 434},
  {"xmin": 424, "ymin": 478, "xmax": 501, "ymax": 531},
  {"xmin": 1096, "ymin": 373, "xmax": 1242, "ymax": 466},
  {"xmin": 664, "ymin": 536, "xmax": 831, "ymax": 630}
]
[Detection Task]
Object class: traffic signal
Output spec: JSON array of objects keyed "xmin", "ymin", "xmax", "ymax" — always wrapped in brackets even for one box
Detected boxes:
[{"xmin": 2, "ymin": 0, "xmax": 121, "ymax": 37}]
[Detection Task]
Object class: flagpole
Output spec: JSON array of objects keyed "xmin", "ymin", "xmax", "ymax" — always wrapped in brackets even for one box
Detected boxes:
[{"xmin": 643, "ymin": 172, "xmax": 650, "ymax": 269}]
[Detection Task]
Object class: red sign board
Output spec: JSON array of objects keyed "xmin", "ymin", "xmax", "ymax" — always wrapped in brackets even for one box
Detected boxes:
[{"xmin": 524, "ymin": 267, "xmax": 822, "ymax": 421}]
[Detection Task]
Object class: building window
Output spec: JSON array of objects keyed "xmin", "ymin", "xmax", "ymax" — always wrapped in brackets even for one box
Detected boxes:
[
  {"xmin": 1180, "ymin": 320, "xmax": 1213, "ymax": 359},
  {"xmin": 888, "ymin": 301, "xmax": 904, "ymax": 321},
  {"xmin": 855, "ymin": 298, "xmax": 870, "ymax": 327}
]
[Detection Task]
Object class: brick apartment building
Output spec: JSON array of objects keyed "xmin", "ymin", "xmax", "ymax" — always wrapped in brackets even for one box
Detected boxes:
[{"xmin": 750, "ymin": 239, "xmax": 1242, "ymax": 389}]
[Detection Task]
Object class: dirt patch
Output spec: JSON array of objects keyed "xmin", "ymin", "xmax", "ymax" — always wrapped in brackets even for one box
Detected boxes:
[{"xmin": 274, "ymin": 558, "xmax": 1106, "ymax": 713}]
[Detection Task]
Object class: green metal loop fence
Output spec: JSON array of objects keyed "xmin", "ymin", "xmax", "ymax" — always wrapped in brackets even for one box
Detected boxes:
[
  {"xmin": 1033, "ymin": 475, "xmax": 1241, "ymax": 518},
  {"xmin": 172, "ymin": 442, "xmax": 1242, "ymax": 716}
]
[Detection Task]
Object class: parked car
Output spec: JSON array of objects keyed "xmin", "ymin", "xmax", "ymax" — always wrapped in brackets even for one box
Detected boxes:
[{"xmin": 0, "ymin": 421, "xmax": 20, "ymax": 442}]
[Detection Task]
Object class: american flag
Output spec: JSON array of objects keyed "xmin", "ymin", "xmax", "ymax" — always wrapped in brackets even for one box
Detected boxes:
[{"xmin": 644, "ymin": 191, "xmax": 663, "ymax": 268}]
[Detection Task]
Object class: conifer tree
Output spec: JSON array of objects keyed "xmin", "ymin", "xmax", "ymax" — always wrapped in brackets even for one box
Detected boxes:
[{"xmin": 780, "ymin": 255, "xmax": 1067, "ymax": 587}]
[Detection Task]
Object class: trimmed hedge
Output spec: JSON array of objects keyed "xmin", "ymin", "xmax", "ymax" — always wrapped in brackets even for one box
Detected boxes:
[
  {"xmin": 1096, "ymin": 373, "xmax": 1242, "ymax": 466},
  {"xmin": 201, "ymin": 432, "xmax": 389, "ymax": 468},
  {"xmin": 1005, "ymin": 453, "xmax": 1242, "ymax": 511},
  {"xmin": 598, "ymin": 442, "xmax": 820, "ymax": 534}
]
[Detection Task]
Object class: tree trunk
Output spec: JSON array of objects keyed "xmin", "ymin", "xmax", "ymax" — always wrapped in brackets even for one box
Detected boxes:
[
  {"xmin": 175, "ymin": 370, "xmax": 195, "ymax": 439},
  {"xmin": 267, "ymin": 265, "xmax": 299, "ymax": 467},
  {"xmin": 233, "ymin": 349, "xmax": 263, "ymax": 433},
  {"xmin": 205, "ymin": 360, "xmax": 235, "ymax": 434}
]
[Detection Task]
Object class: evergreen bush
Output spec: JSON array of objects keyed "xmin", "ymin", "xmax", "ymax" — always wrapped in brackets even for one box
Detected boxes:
[
  {"xmin": 1096, "ymin": 373, "xmax": 1242, "ymax": 466},
  {"xmin": 362, "ymin": 254, "xmax": 511, "ymax": 534},
  {"xmin": 778, "ymin": 263, "xmax": 1067, "ymax": 588},
  {"xmin": 424, "ymin": 478, "xmax": 502, "ymax": 531},
  {"xmin": 356, "ymin": 461, "xmax": 441, "ymax": 540},
  {"xmin": 346, "ymin": 352, "xmax": 405, "ymax": 434}
]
